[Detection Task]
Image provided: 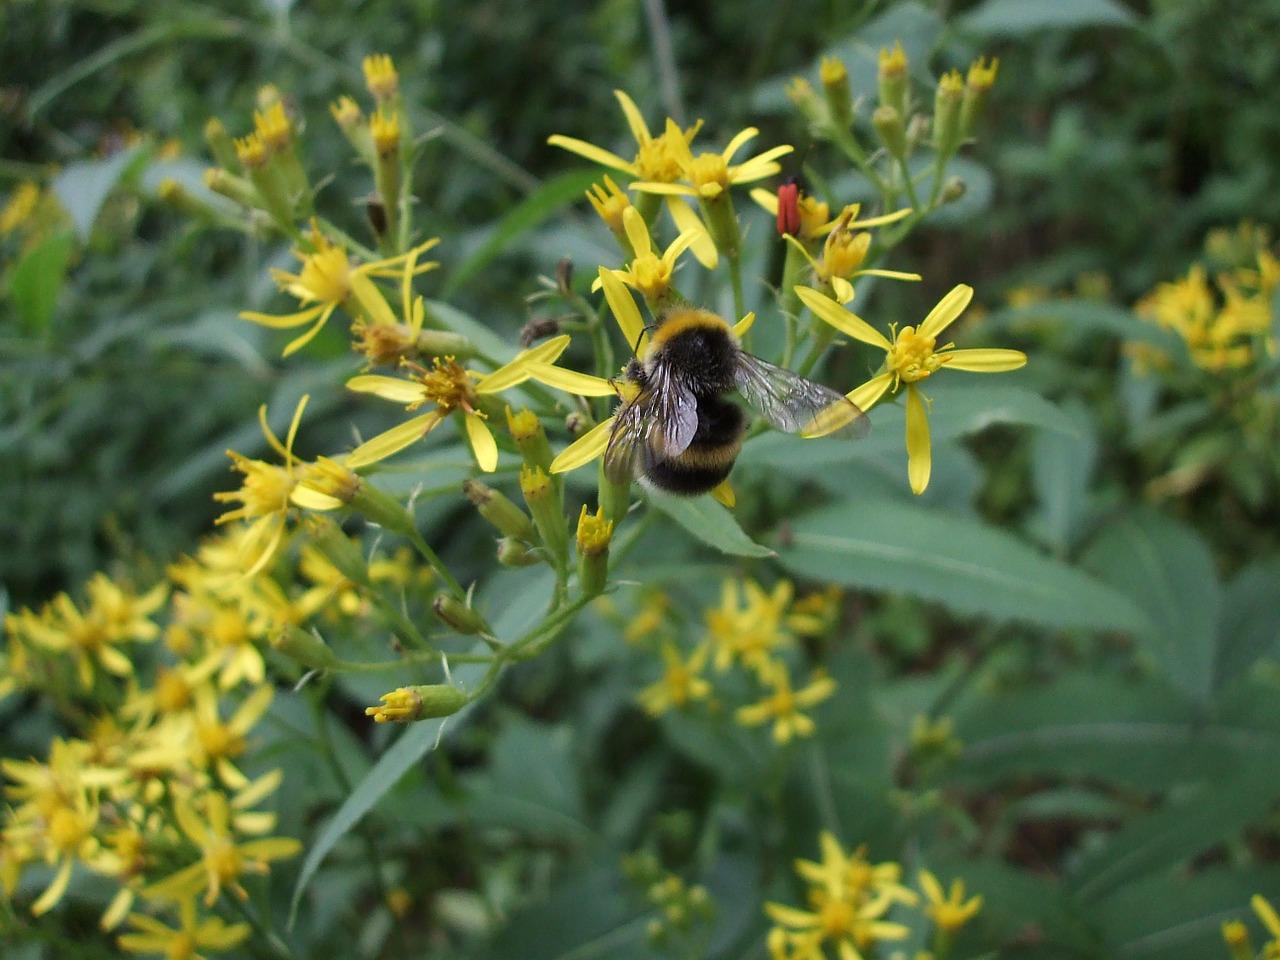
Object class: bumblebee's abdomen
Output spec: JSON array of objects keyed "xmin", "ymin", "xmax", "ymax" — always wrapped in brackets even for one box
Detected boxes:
[{"xmin": 644, "ymin": 396, "xmax": 746, "ymax": 495}]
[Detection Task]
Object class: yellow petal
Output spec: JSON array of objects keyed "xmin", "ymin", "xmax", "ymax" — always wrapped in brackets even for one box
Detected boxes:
[
  {"xmin": 795, "ymin": 286, "xmax": 891, "ymax": 350},
  {"xmin": 290, "ymin": 485, "xmax": 344, "ymax": 511},
  {"xmin": 854, "ymin": 268, "xmax": 922, "ymax": 282},
  {"xmin": 346, "ymin": 412, "xmax": 441, "ymax": 468},
  {"xmin": 622, "ymin": 206, "xmax": 652, "ymax": 258},
  {"xmin": 349, "ymin": 272, "xmax": 397, "ymax": 327},
  {"xmin": 667, "ymin": 198, "xmax": 717, "ymax": 268},
  {"xmin": 32, "ymin": 858, "xmax": 73, "ymax": 916},
  {"xmin": 239, "ymin": 304, "xmax": 327, "ymax": 329},
  {"xmin": 475, "ymin": 335, "xmax": 572, "ymax": 393},
  {"xmin": 613, "ymin": 90, "xmax": 650, "ymax": 145},
  {"xmin": 832, "ymin": 276, "xmax": 855, "ymax": 304},
  {"xmin": 599, "ymin": 268, "xmax": 648, "ymax": 355},
  {"xmin": 905, "ymin": 385, "xmax": 931, "ymax": 495},
  {"xmin": 849, "ymin": 206, "xmax": 913, "ymax": 228},
  {"xmin": 710, "ymin": 480, "xmax": 736, "ymax": 508},
  {"xmin": 527, "ymin": 363, "xmax": 617, "ymax": 396},
  {"xmin": 942, "ymin": 347, "xmax": 1027, "ymax": 372},
  {"xmin": 722, "ymin": 126, "xmax": 760, "ymax": 162},
  {"xmin": 630, "ymin": 181, "xmax": 695, "ymax": 197},
  {"xmin": 550, "ymin": 417, "xmax": 615, "ymax": 473},
  {"xmin": 750, "ymin": 187, "xmax": 779, "ymax": 215},
  {"xmin": 464, "ymin": 413, "xmax": 499, "ymax": 472},
  {"xmin": 732, "ymin": 312, "xmax": 755, "ymax": 338},
  {"xmin": 545, "ymin": 135, "xmax": 635, "ymax": 175},
  {"xmin": 918, "ymin": 283, "xmax": 974, "ymax": 339},
  {"xmin": 846, "ymin": 371, "xmax": 894, "ymax": 411},
  {"xmin": 346, "ymin": 375, "xmax": 425, "ymax": 404}
]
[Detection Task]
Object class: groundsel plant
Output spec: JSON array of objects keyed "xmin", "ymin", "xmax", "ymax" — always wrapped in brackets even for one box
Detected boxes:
[{"xmin": 2, "ymin": 49, "xmax": 1035, "ymax": 957}]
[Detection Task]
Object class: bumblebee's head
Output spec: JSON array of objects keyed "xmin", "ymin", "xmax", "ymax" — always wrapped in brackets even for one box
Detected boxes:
[{"xmin": 646, "ymin": 307, "xmax": 739, "ymax": 393}]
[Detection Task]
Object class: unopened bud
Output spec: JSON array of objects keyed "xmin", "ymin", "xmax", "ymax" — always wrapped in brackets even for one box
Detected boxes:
[
  {"xmin": 496, "ymin": 537, "xmax": 542, "ymax": 566},
  {"xmin": 819, "ymin": 56, "xmax": 852, "ymax": 129},
  {"xmin": 464, "ymin": 478, "xmax": 536, "ymax": 541},
  {"xmin": 878, "ymin": 42, "xmax": 910, "ymax": 118},
  {"xmin": 960, "ymin": 56, "xmax": 999, "ymax": 138},
  {"xmin": 940, "ymin": 177, "xmax": 967, "ymax": 204},
  {"xmin": 203, "ymin": 117, "xmax": 239, "ymax": 171},
  {"xmin": 506, "ymin": 407, "xmax": 554, "ymax": 471},
  {"xmin": 520, "ymin": 464, "xmax": 568, "ymax": 562},
  {"xmin": 932, "ymin": 70, "xmax": 964, "ymax": 160},
  {"xmin": 556, "ymin": 256, "xmax": 574, "ymax": 294},
  {"xmin": 303, "ymin": 515, "xmax": 369, "ymax": 586},
  {"xmin": 203, "ymin": 168, "xmax": 259, "ymax": 209},
  {"xmin": 872, "ymin": 105, "xmax": 907, "ymax": 160},
  {"xmin": 366, "ymin": 683, "xmax": 467, "ymax": 723},
  {"xmin": 519, "ymin": 316, "xmax": 562, "ymax": 347},
  {"xmin": 271, "ymin": 625, "xmax": 340, "ymax": 669},
  {"xmin": 575, "ymin": 505, "xmax": 613, "ymax": 597},
  {"xmin": 432, "ymin": 592, "xmax": 488, "ymax": 634}
]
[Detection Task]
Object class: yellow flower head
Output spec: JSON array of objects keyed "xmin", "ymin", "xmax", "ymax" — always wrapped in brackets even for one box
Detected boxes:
[
  {"xmin": 233, "ymin": 132, "xmax": 268, "ymax": 170},
  {"xmin": 634, "ymin": 119, "xmax": 793, "ymax": 202},
  {"xmin": 637, "ymin": 641, "xmax": 712, "ymax": 716},
  {"xmin": 797, "ymin": 284, "xmax": 1026, "ymax": 493},
  {"xmin": 370, "ymin": 107, "xmax": 400, "ymax": 157},
  {"xmin": 587, "ymin": 175, "xmax": 633, "ymax": 234},
  {"xmin": 363, "ymin": 54, "xmax": 399, "ymax": 102},
  {"xmin": 734, "ymin": 662, "xmax": 836, "ymax": 744},
  {"xmin": 118, "ymin": 895, "xmax": 251, "ymax": 958},
  {"xmin": 919, "ymin": 868, "xmax": 983, "ymax": 934},
  {"xmin": 966, "ymin": 56, "xmax": 999, "ymax": 91},
  {"xmin": 547, "ymin": 90, "xmax": 702, "ymax": 185},
  {"xmin": 603, "ymin": 206, "xmax": 699, "ymax": 304},
  {"xmin": 253, "ymin": 101, "xmax": 292, "ymax": 153}
]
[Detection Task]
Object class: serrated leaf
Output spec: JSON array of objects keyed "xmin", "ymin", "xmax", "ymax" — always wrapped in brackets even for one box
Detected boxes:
[
  {"xmin": 444, "ymin": 169, "xmax": 601, "ymax": 297},
  {"xmin": 288, "ymin": 659, "xmax": 486, "ymax": 926},
  {"xmin": 645, "ymin": 491, "xmax": 774, "ymax": 558},
  {"xmin": 960, "ymin": 0, "xmax": 1138, "ymax": 36},
  {"xmin": 1072, "ymin": 767, "xmax": 1280, "ymax": 902},
  {"xmin": 51, "ymin": 146, "xmax": 145, "ymax": 240},
  {"xmin": 6, "ymin": 227, "xmax": 76, "ymax": 333},
  {"xmin": 777, "ymin": 498, "xmax": 1150, "ymax": 633},
  {"xmin": 1081, "ymin": 509, "xmax": 1220, "ymax": 703}
]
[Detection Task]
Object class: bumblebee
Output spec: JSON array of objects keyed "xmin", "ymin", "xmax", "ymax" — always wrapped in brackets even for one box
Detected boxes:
[{"xmin": 604, "ymin": 306, "xmax": 868, "ymax": 495}]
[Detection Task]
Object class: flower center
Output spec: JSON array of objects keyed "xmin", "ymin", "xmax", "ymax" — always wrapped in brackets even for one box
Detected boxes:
[
  {"xmin": 888, "ymin": 326, "xmax": 945, "ymax": 383},
  {"xmin": 166, "ymin": 933, "xmax": 198, "ymax": 960},
  {"xmin": 411, "ymin": 357, "xmax": 476, "ymax": 414},
  {"xmin": 822, "ymin": 230, "xmax": 870, "ymax": 281},
  {"xmin": 197, "ymin": 720, "xmax": 246, "ymax": 760},
  {"xmin": 297, "ymin": 247, "xmax": 353, "ymax": 304},
  {"xmin": 206, "ymin": 835, "xmax": 245, "ymax": 885},
  {"xmin": 687, "ymin": 153, "xmax": 730, "ymax": 196},
  {"xmin": 817, "ymin": 894, "xmax": 855, "ymax": 939},
  {"xmin": 48, "ymin": 806, "xmax": 93, "ymax": 852},
  {"xmin": 225, "ymin": 458, "xmax": 297, "ymax": 519},
  {"xmin": 629, "ymin": 253, "xmax": 671, "ymax": 299},
  {"xmin": 635, "ymin": 136, "xmax": 684, "ymax": 182}
]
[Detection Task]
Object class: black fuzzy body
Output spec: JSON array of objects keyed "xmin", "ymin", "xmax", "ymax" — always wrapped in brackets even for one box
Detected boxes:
[{"xmin": 642, "ymin": 393, "xmax": 746, "ymax": 495}]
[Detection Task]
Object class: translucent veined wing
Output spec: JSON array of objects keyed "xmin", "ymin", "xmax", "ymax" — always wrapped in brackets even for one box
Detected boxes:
[
  {"xmin": 733, "ymin": 352, "xmax": 870, "ymax": 439},
  {"xmin": 602, "ymin": 368, "xmax": 699, "ymax": 483}
]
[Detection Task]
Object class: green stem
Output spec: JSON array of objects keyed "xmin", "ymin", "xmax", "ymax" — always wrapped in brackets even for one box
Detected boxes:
[{"xmin": 404, "ymin": 527, "xmax": 466, "ymax": 600}]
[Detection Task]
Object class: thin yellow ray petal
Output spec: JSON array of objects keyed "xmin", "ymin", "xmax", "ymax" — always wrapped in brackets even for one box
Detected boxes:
[
  {"xmin": 346, "ymin": 375, "xmax": 425, "ymax": 404},
  {"xmin": 527, "ymin": 363, "xmax": 617, "ymax": 396},
  {"xmin": 346, "ymin": 412, "xmax": 441, "ymax": 468},
  {"xmin": 622, "ymin": 206, "xmax": 653, "ymax": 257},
  {"xmin": 854, "ymin": 268, "xmax": 922, "ymax": 282},
  {"xmin": 847, "ymin": 371, "xmax": 894, "ymax": 411},
  {"xmin": 284, "ymin": 394, "xmax": 309, "ymax": 462},
  {"xmin": 550, "ymin": 417, "xmax": 615, "ymax": 473},
  {"xmin": 849, "ymin": 207, "xmax": 913, "ymax": 228},
  {"xmin": 290, "ymin": 485, "xmax": 344, "ymax": 511},
  {"xmin": 631, "ymin": 181, "xmax": 695, "ymax": 197},
  {"xmin": 667, "ymin": 198, "xmax": 717, "ymax": 268},
  {"xmin": 281, "ymin": 313, "xmax": 334, "ymax": 357},
  {"xmin": 750, "ymin": 187, "xmax": 779, "ymax": 215},
  {"xmin": 905, "ymin": 385, "xmax": 931, "ymax": 495},
  {"xmin": 349, "ymin": 272, "xmax": 396, "ymax": 327},
  {"xmin": 942, "ymin": 347, "xmax": 1028, "ymax": 372},
  {"xmin": 732, "ymin": 312, "xmax": 756, "ymax": 338},
  {"xmin": 832, "ymin": 277, "xmax": 855, "ymax": 304},
  {"xmin": 464, "ymin": 413, "xmax": 499, "ymax": 472},
  {"xmin": 710, "ymin": 480, "xmax": 736, "ymax": 508},
  {"xmin": 722, "ymin": 126, "xmax": 760, "ymax": 162},
  {"xmin": 919, "ymin": 283, "xmax": 974, "ymax": 338},
  {"xmin": 545, "ymin": 135, "xmax": 636, "ymax": 175},
  {"xmin": 475, "ymin": 335, "xmax": 573, "ymax": 394},
  {"xmin": 240, "ymin": 304, "xmax": 327, "ymax": 329},
  {"xmin": 613, "ymin": 90, "xmax": 651, "ymax": 145},
  {"xmin": 599, "ymin": 268, "xmax": 648, "ymax": 355},
  {"xmin": 31, "ymin": 859, "xmax": 73, "ymax": 915},
  {"xmin": 795, "ymin": 286, "xmax": 892, "ymax": 349}
]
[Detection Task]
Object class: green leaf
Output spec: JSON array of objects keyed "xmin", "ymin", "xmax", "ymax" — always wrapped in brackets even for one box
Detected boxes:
[
  {"xmin": 6, "ymin": 227, "xmax": 76, "ymax": 333},
  {"xmin": 443, "ymin": 169, "xmax": 602, "ymax": 297},
  {"xmin": 287, "ymin": 658, "xmax": 486, "ymax": 926},
  {"xmin": 777, "ymin": 498, "xmax": 1151, "ymax": 633},
  {"xmin": 1080, "ymin": 509, "xmax": 1220, "ymax": 703},
  {"xmin": 51, "ymin": 146, "xmax": 145, "ymax": 240},
  {"xmin": 959, "ymin": 0, "xmax": 1138, "ymax": 36},
  {"xmin": 1025, "ymin": 397, "xmax": 1098, "ymax": 553},
  {"xmin": 645, "ymin": 491, "xmax": 775, "ymax": 558},
  {"xmin": 985, "ymin": 299, "xmax": 1180, "ymax": 352},
  {"xmin": 1217, "ymin": 558, "xmax": 1280, "ymax": 689},
  {"xmin": 739, "ymin": 382, "xmax": 1077, "ymax": 472},
  {"xmin": 953, "ymin": 673, "xmax": 1280, "ymax": 791},
  {"xmin": 1072, "ymin": 767, "xmax": 1280, "ymax": 902},
  {"xmin": 1095, "ymin": 867, "xmax": 1280, "ymax": 960}
]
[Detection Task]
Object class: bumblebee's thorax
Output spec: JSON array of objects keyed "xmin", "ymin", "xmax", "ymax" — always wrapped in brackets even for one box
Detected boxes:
[{"xmin": 645, "ymin": 308, "xmax": 739, "ymax": 394}]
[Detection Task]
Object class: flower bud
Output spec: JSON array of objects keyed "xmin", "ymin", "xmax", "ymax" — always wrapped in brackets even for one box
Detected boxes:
[
  {"xmin": 872, "ymin": 105, "xmax": 907, "ymax": 160},
  {"xmin": 932, "ymin": 70, "xmax": 965, "ymax": 160},
  {"xmin": 464, "ymin": 478, "xmax": 536, "ymax": 541},
  {"xmin": 203, "ymin": 168, "xmax": 260, "ymax": 209},
  {"xmin": 940, "ymin": 177, "xmax": 967, "ymax": 204},
  {"xmin": 366, "ymin": 684, "xmax": 467, "ymax": 723},
  {"xmin": 506, "ymin": 407, "xmax": 554, "ymax": 471},
  {"xmin": 432, "ymin": 592, "xmax": 488, "ymax": 635},
  {"xmin": 785, "ymin": 77, "xmax": 826, "ymax": 131},
  {"xmin": 575, "ymin": 505, "xmax": 613, "ymax": 597},
  {"xmin": 960, "ymin": 56, "xmax": 999, "ymax": 138},
  {"xmin": 520, "ymin": 464, "xmax": 568, "ymax": 562},
  {"xmin": 819, "ymin": 56, "xmax": 852, "ymax": 130},
  {"xmin": 496, "ymin": 537, "xmax": 542, "ymax": 566},
  {"xmin": 271, "ymin": 625, "xmax": 340, "ymax": 669},
  {"xmin": 878, "ymin": 42, "xmax": 910, "ymax": 119},
  {"xmin": 203, "ymin": 117, "xmax": 239, "ymax": 172},
  {"xmin": 303, "ymin": 515, "xmax": 370, "ymax": 586}
]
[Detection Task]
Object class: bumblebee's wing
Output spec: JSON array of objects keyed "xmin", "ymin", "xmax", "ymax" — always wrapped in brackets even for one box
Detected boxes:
[
  {"xmin": 602, "ymin": 371, "xmax": 699, "ymax": 483},
  {"xmin": 733, "ymin": 352, "xmax": 870, "ymax": 439}
]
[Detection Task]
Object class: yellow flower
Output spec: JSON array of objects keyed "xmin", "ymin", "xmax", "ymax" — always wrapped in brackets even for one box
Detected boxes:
[
  {"xmin": 705, "ymin": 578, "xmax": 796, "ymax": 673},
  {"xmin": 118, "ymin": 894, "xmax": 251, "ymax": 959},
  {"xmin": 796, "ymin": 284, "xmax": 1027, "ymax": 494},
  {"xmin": 735, "ymin": 662, "xmax": 836, "ymax": 744},
  {"xmin": 600, "ymin": 206, "xmax": 700, "ymax": 304},
  {"xmin": 240, "ymin": 223, "xmax": 438, "ymax": 356},
  {"xmin": 918, "ymin": 868, "xmax": 982, "ymax": 934},
  {"xmin": 363, "ymin": 53, "xmax": 399, "ymax": 102},
  {"xmin": 191, "ymin": 684, "xmax": 275, "ymax": 789},
  {"xmin": 145, "ymin": 790, "xmax": 300, "ymax": 906},
  {"xmin": 632, "ymin": 119, "xmax": 793, "ymax": 202},
  {"xmin": 795, "ymin": 833, "xmax": 918, "ymax": 907},
  {"xmin": 213, "ymin": 395, "xmax": 342, "ymax": 577},
  {"xmin": 781, "ymin": 204, "xmax": 920, "ymax": 303},
  {"xmin": 765, "ymin": 890, "xmax": 909, "ymax": 960},
  {"xmin": 637, "ymin": 641, "xmax": 712, "ymax": 716},
  {"xmin": 345, "ymin": 335, "xmax": 574, "ymax": 472}
]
